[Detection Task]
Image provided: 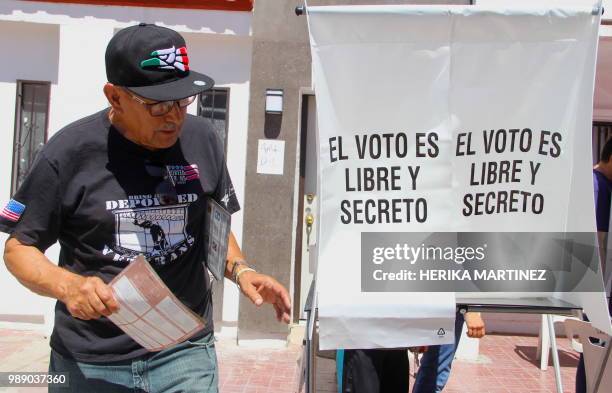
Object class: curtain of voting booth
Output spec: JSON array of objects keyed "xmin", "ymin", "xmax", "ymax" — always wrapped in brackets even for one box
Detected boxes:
[{"xmin": 307, "ymin": 4, "xmax": 611, "ymax": 350}]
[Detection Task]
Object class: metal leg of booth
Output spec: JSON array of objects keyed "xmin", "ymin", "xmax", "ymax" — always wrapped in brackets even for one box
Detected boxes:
[
  {"xmin": 594, "ymin": 337, "xmax": 612, "ymax": 393},
  {"xmin": 304, "ymin": 310, "xmax": 315, "ymax": 393},
  {"xmin": 304, "ymin": 333, "xmax": 311, "ymax": 393},
  {"xmin": 547, "ymin": 314, "xmax": 564, "ymax": 393},
  {"xmin": 302, "ymin": 281, "xmax": 317, "ymax": 393}
]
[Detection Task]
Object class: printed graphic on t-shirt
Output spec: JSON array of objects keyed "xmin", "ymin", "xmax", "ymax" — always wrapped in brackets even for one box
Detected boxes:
[
  {"xmin": 103, "ymin": 194, "xmax": 199, "ymax": 266},
  {"xmin": 167, "ymin": 164, "xmax": 199, "ymax": 184},
  {"xmin": 219, "ymin": 182, "xmax": 236, "ymax": 209}
]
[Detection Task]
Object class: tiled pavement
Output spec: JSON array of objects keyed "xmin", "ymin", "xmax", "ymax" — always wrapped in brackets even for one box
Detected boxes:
[
  {"xmin": 312, "ymin": 334, "xmax": 582, "ymax": 393},
  {"xmin": 427, "ymin": 334, "xmax": 580, "ymax": 393},
  {"xmin": 0, "ymin": 328, "xmax": 581, "ymax": 393},
  {"xmin": 216, "ymin": 339, "xmax": 302, "ymax": 393}
]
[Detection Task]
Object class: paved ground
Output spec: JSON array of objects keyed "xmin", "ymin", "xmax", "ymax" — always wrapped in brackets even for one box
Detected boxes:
[
  {"xmin": 427, "ymin": 334, "xmax": 579, "ymax": 393},
  {"xmin": 0, "ymin": 328, "xmax": 581, "ymax": 392}
]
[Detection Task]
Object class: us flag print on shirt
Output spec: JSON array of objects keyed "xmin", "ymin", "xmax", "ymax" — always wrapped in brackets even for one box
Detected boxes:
[
  {"xmin": 183, "ymin": 164, "xmax": 199, "ymax": 181},
  {"xmin": 167, "ymin": 164, "xmax": 200, "ymax": 184},
  {"xmin": 1, "ymin": 199, "xmax": 26, "ymax": 222}
]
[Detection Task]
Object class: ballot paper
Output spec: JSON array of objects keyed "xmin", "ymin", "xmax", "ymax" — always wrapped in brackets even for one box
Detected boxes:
[
  {"xmin": 204, "ymin": 198, "xmax": 231, "ymax": 281},
  {"xmin": 108, "ymin": 255, "xmax": 205, "ymax": 352}
]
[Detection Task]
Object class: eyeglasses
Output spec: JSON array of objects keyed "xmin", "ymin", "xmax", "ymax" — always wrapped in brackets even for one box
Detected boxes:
[
  {"xmin": 145, "ymin": 163, "xmax": 178, "ymax": 205},
  {"xmin": 123, "ymin": 88, "xmax": 196, "ymax": 117}
]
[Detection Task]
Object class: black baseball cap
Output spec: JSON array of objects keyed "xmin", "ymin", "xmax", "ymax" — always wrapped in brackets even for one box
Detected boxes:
[{"xmin": 105, "ymin": 23, "xmax": 214, "ymax": 101}]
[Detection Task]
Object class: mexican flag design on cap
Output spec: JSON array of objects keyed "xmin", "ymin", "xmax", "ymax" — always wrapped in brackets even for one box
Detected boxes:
[{"xmin": 141, "ymin": 46, "xmax": 190, "ymax": 72}]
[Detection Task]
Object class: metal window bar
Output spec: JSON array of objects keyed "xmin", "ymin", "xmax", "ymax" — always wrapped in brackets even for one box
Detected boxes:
[
  {"xmin": 197, "ymin": 88, "xmax": 230, "ymax": 155},
  {"xmin": 593, "ymin": 122, "xmax": 612, "ymax": 164},
  {"xmin": 11, "ymin": 81, "xmax": 50, "ymax": 195}
]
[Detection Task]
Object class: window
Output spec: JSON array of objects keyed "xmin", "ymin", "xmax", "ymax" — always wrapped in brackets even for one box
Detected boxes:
[
  {"xmin": 593, "ymin": 122, "xmax": 612, "ymax": 164},
  {"xmin": 198, "ymin": 88, "xmax": 230, "ymax": 154},
  {"xmin": 12, "ymin": 81, "xmax": 51, "ymax": 194}
]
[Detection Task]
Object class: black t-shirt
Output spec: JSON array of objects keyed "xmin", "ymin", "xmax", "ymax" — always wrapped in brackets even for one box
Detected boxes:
[{"xmin": 0, "ymin": 109, "xmax": 239, "ymax": 363}]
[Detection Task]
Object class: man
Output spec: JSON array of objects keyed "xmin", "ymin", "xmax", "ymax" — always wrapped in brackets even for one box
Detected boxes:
[
  {"xmin": 1, "ymin": 24, "xmax": 291, "ymax": 393},
  {"xmin": 575, "ymin": 137, "xmax": 612, "ymax": 393},
  {"xmin": 593, "ymin": 136, "xmax": 612, "ymax": 294},
  {"xmin": 413, "ymin": 312, "xmax": 485, "ymax": 393}
]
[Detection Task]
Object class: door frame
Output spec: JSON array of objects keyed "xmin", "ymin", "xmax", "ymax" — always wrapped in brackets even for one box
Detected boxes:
[{"xmin": 292, "ymin": 91, "xmax": 315, "ymax": 322}]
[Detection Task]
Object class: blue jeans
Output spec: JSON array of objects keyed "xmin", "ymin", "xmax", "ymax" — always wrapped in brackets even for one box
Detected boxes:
[
  {"xmin": 48, "ymin": 332, "xmax": 218, "ymax": 393},
  {"xmin": 413, "ymin": 312, "xmax": 465, "ymax": 393}
]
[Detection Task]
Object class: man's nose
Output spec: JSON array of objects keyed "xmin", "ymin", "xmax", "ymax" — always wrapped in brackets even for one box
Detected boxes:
[{"xmin": 164, "ymin": 101, "xmax": 185, "ymax": 121}]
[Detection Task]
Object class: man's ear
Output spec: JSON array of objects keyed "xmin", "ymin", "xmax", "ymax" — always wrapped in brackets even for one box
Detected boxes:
[{"xmin": 103, "ymin": 83, "xmax": 123, "ymax": 113}]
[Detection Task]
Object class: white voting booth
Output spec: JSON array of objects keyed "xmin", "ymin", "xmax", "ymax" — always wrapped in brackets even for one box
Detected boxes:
[{"xmin": 298, "ymin": 2, "xmax": 612, "ymax": 393}]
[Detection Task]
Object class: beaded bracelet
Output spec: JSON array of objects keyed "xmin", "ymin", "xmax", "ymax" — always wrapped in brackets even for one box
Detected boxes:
[{"xmin": 235, "ymin": 267, "xmax": 257, "ymax": 290}]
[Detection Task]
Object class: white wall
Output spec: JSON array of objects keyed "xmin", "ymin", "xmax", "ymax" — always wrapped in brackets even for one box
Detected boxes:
[
  {"xmin": 0, "ymin": 1, "xmax": 252, "ymax": 333},
  {"xmin": 0, "ymin": 20, "xmax": 60, "ymax": 326},
  {"xmin": 0, "ymin": 0, "xmax": 251, "ymax": 36},
  {"xmin": 49, "ymin": 23, "xmax": 113, "ymax": 133},
  {"xmin": 182, "ymin": 32, "xmax": 253, "ymax": 328},
  {"xmin": 0, "ymin": 20, "xmax": 60, "ymax": 184}
]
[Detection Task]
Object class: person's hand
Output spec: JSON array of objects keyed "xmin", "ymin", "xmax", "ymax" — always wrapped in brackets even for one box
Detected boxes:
[
  {"xmin": 464, "ymin": 312, "xmax": 485, "ymax": 338},
  {"xmin": 61, "ymin": 275, "xmax": 120, "ymax": 320},
  {"xmin": 237, "ymin": 271, "xmax": 291, "ymax": 324}
]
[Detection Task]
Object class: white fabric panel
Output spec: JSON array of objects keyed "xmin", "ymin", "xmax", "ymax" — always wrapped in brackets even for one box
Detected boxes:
[{"xmin": 308, "ymin": 4, "xmax": 610, "ymax": 349}]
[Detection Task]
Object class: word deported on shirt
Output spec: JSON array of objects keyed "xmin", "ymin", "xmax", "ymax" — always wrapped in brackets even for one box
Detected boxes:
[{"xmin": 105, "ymin": 193, "xmax": 198, "ymax": 210}]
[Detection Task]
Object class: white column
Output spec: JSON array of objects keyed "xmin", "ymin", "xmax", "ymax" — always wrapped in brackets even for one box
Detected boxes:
[
  {"xmin": 48, "ymin": 23, "xmax": 114, "ymax": 136},
  {"xmin": 0, "ymin": 20, "xmax": 60, "ymax": 332}
]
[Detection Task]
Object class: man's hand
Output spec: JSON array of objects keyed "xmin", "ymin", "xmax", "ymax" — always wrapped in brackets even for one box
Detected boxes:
[
  {"xmin": 61, "ymin": 275, "xmax": 120, "ymax": 320},
  {"xmin": 4, "ymin": 237, "xmax": 119, "ymax": 320},
  {"xmin": 237, "ymin": 271, "xmax": 291, "ymax": 324},
  {"xmin": 464, "ymin": 312, "xmax": 485, "ymax": 338}
]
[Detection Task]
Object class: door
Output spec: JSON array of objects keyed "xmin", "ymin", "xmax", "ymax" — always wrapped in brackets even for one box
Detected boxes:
[{"xmin": 294, "ymin": 94, "xmax": 319, "ymax": 320}]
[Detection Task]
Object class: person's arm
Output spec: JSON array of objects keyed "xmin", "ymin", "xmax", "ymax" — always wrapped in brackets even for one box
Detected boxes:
[
  {"xmin": 3, "ymin": 237, "xmax": 119, "ymax": 320},
  {"xmin": 224, "ymin": 231, "xmax": 291, "ymax": 323},
  {"xmin": 464, "ymin": 312, "xmax": 485, "ymax": 338}
]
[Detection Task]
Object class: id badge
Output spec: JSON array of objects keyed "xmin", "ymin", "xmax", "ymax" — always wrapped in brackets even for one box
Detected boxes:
[{"xmin": 204, "ymin": 198, "xmax": 231, "ymax": 281}]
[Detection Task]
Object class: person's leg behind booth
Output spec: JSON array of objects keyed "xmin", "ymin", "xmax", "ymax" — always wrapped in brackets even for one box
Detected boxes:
[
  {"xmin": 575, "ymin": 354, "xmax": 586, "ymax": 393},
  {"xmin": 412, "ymin": 312, "xmax": 465, "ymax": 393},
  {"xmin": 342, "ymin": 348, "xmax": 409, "ymax": 393},
  {"xmin": 380, "ymin": 349, "xmax": 410, "ymax": 393}
]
